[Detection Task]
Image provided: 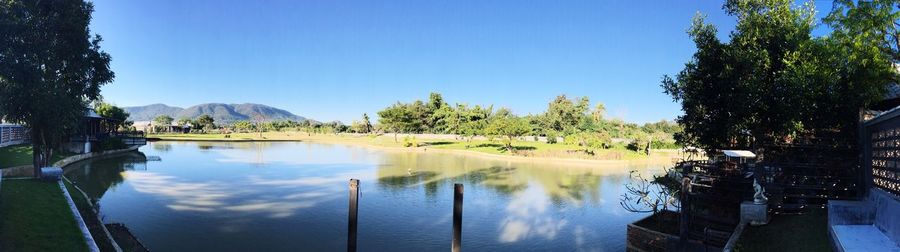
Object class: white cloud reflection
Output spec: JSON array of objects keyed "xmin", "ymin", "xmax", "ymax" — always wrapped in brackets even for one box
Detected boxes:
[
  {"xmin": 498, "ymin": 183, "xmax": 568, "ymax": 243},
  {"xmin": 124, "ymin": 172, "xmax": 340, "ymax": 219}
]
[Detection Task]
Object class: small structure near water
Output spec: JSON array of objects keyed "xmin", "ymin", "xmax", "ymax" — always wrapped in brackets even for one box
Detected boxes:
[{"xmin": 62, "ymin": 109, "xmax": 146, "ymax": 154}]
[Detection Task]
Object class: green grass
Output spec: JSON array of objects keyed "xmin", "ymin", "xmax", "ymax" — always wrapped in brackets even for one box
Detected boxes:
[
  {"xmin": 0, "ymin": 144, "xmax": 75, "ymax": 169},
  {"xmin": 0, "ymin": 179, "xmax": 89, "ymax": 252},
  {"xmin": 0, "ymin": 144, "xmax": 34, "ymax": 168},
  {"xmin": 735, "ymin": 209, "xmax": 832, "ymax": 252}
]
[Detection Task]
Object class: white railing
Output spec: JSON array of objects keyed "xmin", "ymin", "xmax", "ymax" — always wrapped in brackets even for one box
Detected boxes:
[{"xmin": 0, "ymin": 124, "xmax": 27, "ymax": 147}]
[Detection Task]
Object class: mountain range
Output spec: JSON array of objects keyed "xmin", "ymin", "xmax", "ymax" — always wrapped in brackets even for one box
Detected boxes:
[{"xmin": 123, "ymin": 103, "xmax": 308, "ymax": 124}]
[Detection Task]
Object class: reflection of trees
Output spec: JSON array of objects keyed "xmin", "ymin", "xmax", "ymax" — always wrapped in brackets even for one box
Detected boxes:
[
  {"xmin": 151, "ymin": 142, "xmax": 172, "ymax": 152},
  {"xmin": 374, "ymin": 151, "xmax": 640, "ymax": 206},
  {"xmin": 65, "ymin": 152, "xmax": 148, "ymax": 200}
]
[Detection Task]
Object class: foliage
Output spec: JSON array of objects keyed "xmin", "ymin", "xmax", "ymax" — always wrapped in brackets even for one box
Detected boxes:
[
  {"xmin": 641, "ymin": 120, "xmax": 682, "ymax": 135},
  {"xmin": 378, "ymin": 102, "xmax": 418, "ymax": 141},
  {"xmin": 545, "ymin": 131, "xmax": 559, "ymax": 144},
  {"xmin": 196, "ymin": 114, "xmax": 216, "ymax": 131},
  {"xmin": 94, "ymin": 102, "xmax": 130, "ymax": 131},
  {"xmin": 153, "ymin": 115, "xmax": 174, "ymax": 126},
  {"xmin": 563, "ymin": 131, "xmax": 610, "ymax": 153},
  {"xmin": 484, "ymin": 115, "xmax": 532, "ymax": 152},
  {"xmin": 539, "ymin": 95, "xmax": 590, "ymax": 134},
  {"xmin": 375, "ymin": 92, "xmax": 681, "ymax": 154},
  {"xmin": 662, "ymin": 0, "xmax": 895, "ymax": 151},
  {"xmin": 176, "ymin": 118, "xmax": 192, "ymax": 126},
  {"xmin": 626, "ymin": 131, "xmax": 651, "ymax": 154},
  {"xmin": 827, "ymin": 0, "xmax": 900, "ymax": 64},
  {"xmin": 0, "ymin": 0, "xmax": 115, "ymax": 172},
  {"xmin": 362, "ymin": 113, "xmax": 373, "ymax": 133},
  {"xmin": 232, "ymin": 120, "xmax": 253, "ymax": 132},
  {"xmin": 402, "ymin": 135, "xmax": 419, "ymax": 147}
]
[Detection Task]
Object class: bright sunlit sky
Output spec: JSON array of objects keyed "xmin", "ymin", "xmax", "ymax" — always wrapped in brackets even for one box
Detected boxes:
[{"xmin": 91, "ymin": 0, "xmax": 833, "ymax": 123}]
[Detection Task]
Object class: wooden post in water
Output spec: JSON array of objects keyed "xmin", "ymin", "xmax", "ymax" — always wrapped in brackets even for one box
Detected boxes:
[
  {"xmin": 348, "ymin": 179, "xmax": 360, "ymax": 252},
  {"xmin": 680, "ymin": 177, "xmax": 691, "ymax": 244},
  {"xmin": 452, "ymin": 183, "xmax": 464, "ymax": 252}
]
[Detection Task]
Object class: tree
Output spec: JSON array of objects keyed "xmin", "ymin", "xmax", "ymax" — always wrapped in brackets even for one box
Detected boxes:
[
  {"xmin": 426, "ymin": 92, "xmax": 448, "ymax": 131},
  {"xmin": 362, "ymin": 113, "xmax": 373, "ymax": 133},
  {"xmin": 176, "ymin": 118, "xmax": 192, "ymax": 127},
  {"xmin": 431, "ymin": 105, "xmax": 456, "ymax": 134},
  {"xmin": 485, "ymin": 115, "xmax": 531, "ymax": 153},
  {"xmin": 564, "ymin": 131, "xmax": 610, "ymax": 154},
  {"xmin": 377, "ymin": 102, "xmax": 422, "ymax": 141},
  {"xmin": 95, "ymin": 102, "xmax": 130, "ymax": 131},
  {"xmin": 233, "ymin": 120, "xmax": 253, "ymax": 133},
  {"xmin": 0, "ymin": 0, "xmax": 115, "ymax": 174},
  {"xmin": 591, "ymin": 103, "xmax": 606, "ymax": 123},
  {"xmin": 541, "ymin": 95, "xmax": 590, "ymax": 134},
  {"xmin": 197, "ymin": 115, "xmax": 215, "ymax": 131},
  {"xmin": 827, "ymin": 0, "xmax": 900, "ymax": 65},
  {"xmin": 662, "ymin": 0, "xmax": 893, "ymax": 151},
  {"xmin": 153, "ymin": 115, "xmax": 174, "ymax": 132},
  {"xmin": 252, "ymin": 115, "xmax": 267, "ymax": 137}
]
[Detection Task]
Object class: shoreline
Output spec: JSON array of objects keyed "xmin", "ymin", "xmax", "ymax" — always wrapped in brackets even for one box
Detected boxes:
[{"xmin": 150, "ymin": 135, "xmax": 681, "ymax": 168}]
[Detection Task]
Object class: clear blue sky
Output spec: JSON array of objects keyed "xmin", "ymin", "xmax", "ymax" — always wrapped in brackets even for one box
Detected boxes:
[{"xmin": 90, "ymin": 0, "xmax": 833, "ymax": 123}]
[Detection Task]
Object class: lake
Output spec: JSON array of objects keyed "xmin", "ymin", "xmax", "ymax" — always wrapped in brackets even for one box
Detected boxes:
[{"xmin": 64, "ymin": 141, "xmax": 668, "ymax": 251}]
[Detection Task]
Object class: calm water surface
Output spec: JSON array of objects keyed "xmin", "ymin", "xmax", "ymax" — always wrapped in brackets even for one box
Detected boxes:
[{"xmin": 65, "ymin": 141, "xmax": 667, "ymax": 251}]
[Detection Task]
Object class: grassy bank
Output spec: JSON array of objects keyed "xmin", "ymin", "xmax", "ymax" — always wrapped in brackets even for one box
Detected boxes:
[
  {"xmin": 0, "ymin": 179, "xmax": 89, "ymax": 252},
  {"xmin": 735, "ymin": 209, "xmax": 832, "ymax": 252},
  {"xmin": 0, "ymin": 144, "xmax": 74, "ymax": 169},
  {"xmin": 150, "ymin": 132, "xmax": 678, "ymax": 161}
]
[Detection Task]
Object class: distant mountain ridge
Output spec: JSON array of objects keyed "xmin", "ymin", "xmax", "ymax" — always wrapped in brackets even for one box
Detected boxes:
[{"xmin": 123, "ymin": 103, "xmax": 307, "ymax": 124}]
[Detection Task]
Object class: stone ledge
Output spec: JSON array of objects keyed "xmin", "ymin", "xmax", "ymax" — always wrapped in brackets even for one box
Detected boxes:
[{"xmin": 58, "ymin": 180, "xmax": 100, "ymax": 252}]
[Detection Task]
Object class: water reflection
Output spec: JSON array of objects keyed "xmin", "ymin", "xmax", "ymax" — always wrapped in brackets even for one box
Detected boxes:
[
  {"xmin": 374, "ymin": 152, "xmax": 640, "ymax": 206},
  {"xmin": 64, "ymin": 152, "xmax": 147, "ymax": 199},
  {"xmin": 65, "ymin": 141, "xmax": 667, "ymax": 251}
]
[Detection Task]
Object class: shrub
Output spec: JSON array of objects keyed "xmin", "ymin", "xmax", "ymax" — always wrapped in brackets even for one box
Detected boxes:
[
  {"xmin": 628, "ymin": 138, "xmax": 650, "ymax": 153},
  {"xmin": 402, "ymin": 136, "xmax": 418, "ymax": 147},
  {"xmin": 546, "ymin": 131, "xmax": 558, "ymax": 144},
  {"xmin": 651, "ymin": 141, "xmax": 680, "ymax": 149}
]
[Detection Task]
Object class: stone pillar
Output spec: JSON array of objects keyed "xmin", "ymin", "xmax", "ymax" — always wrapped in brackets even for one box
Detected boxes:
[{"xmin": 740, "ymin": 201, "xmax": 770, "ymax": 226}]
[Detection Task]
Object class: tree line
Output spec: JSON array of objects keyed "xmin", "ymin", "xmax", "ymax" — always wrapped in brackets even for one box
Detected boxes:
[{"xmin": 374, "ymin": 92, "xmax": 681, "ymax": 152}]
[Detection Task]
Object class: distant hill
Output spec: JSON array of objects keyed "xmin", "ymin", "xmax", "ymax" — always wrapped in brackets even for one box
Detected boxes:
[
  {"xmin": 123, "ymin": 104, "xmax": 183, "ymax": 121},
  {"xmin": 124, "ymin": 103, "xmax": 307, "ymax": 124}
]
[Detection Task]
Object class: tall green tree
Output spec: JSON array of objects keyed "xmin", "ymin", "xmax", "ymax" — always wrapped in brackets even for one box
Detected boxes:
[
  {"xmin": 0, "ymin": 0, "xmax": 115, "ymax": 174},
  {"xmin": 426, "ymin": 92, "xmax": 448, "ymax": 131},
  {"xmin": 378, "ymin": 103, "xmax": 413, "ymax": 142},
  {"xmin": 663, "ymin": 0, "xmax": 895, "ymax": 151},
  {"xmin": 485, "ymin": 114, "xmax": 532, "ymax": 152},
  {"xmin": 541, "ymin": 95, "xmax": 590, "ymax": 134}
]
